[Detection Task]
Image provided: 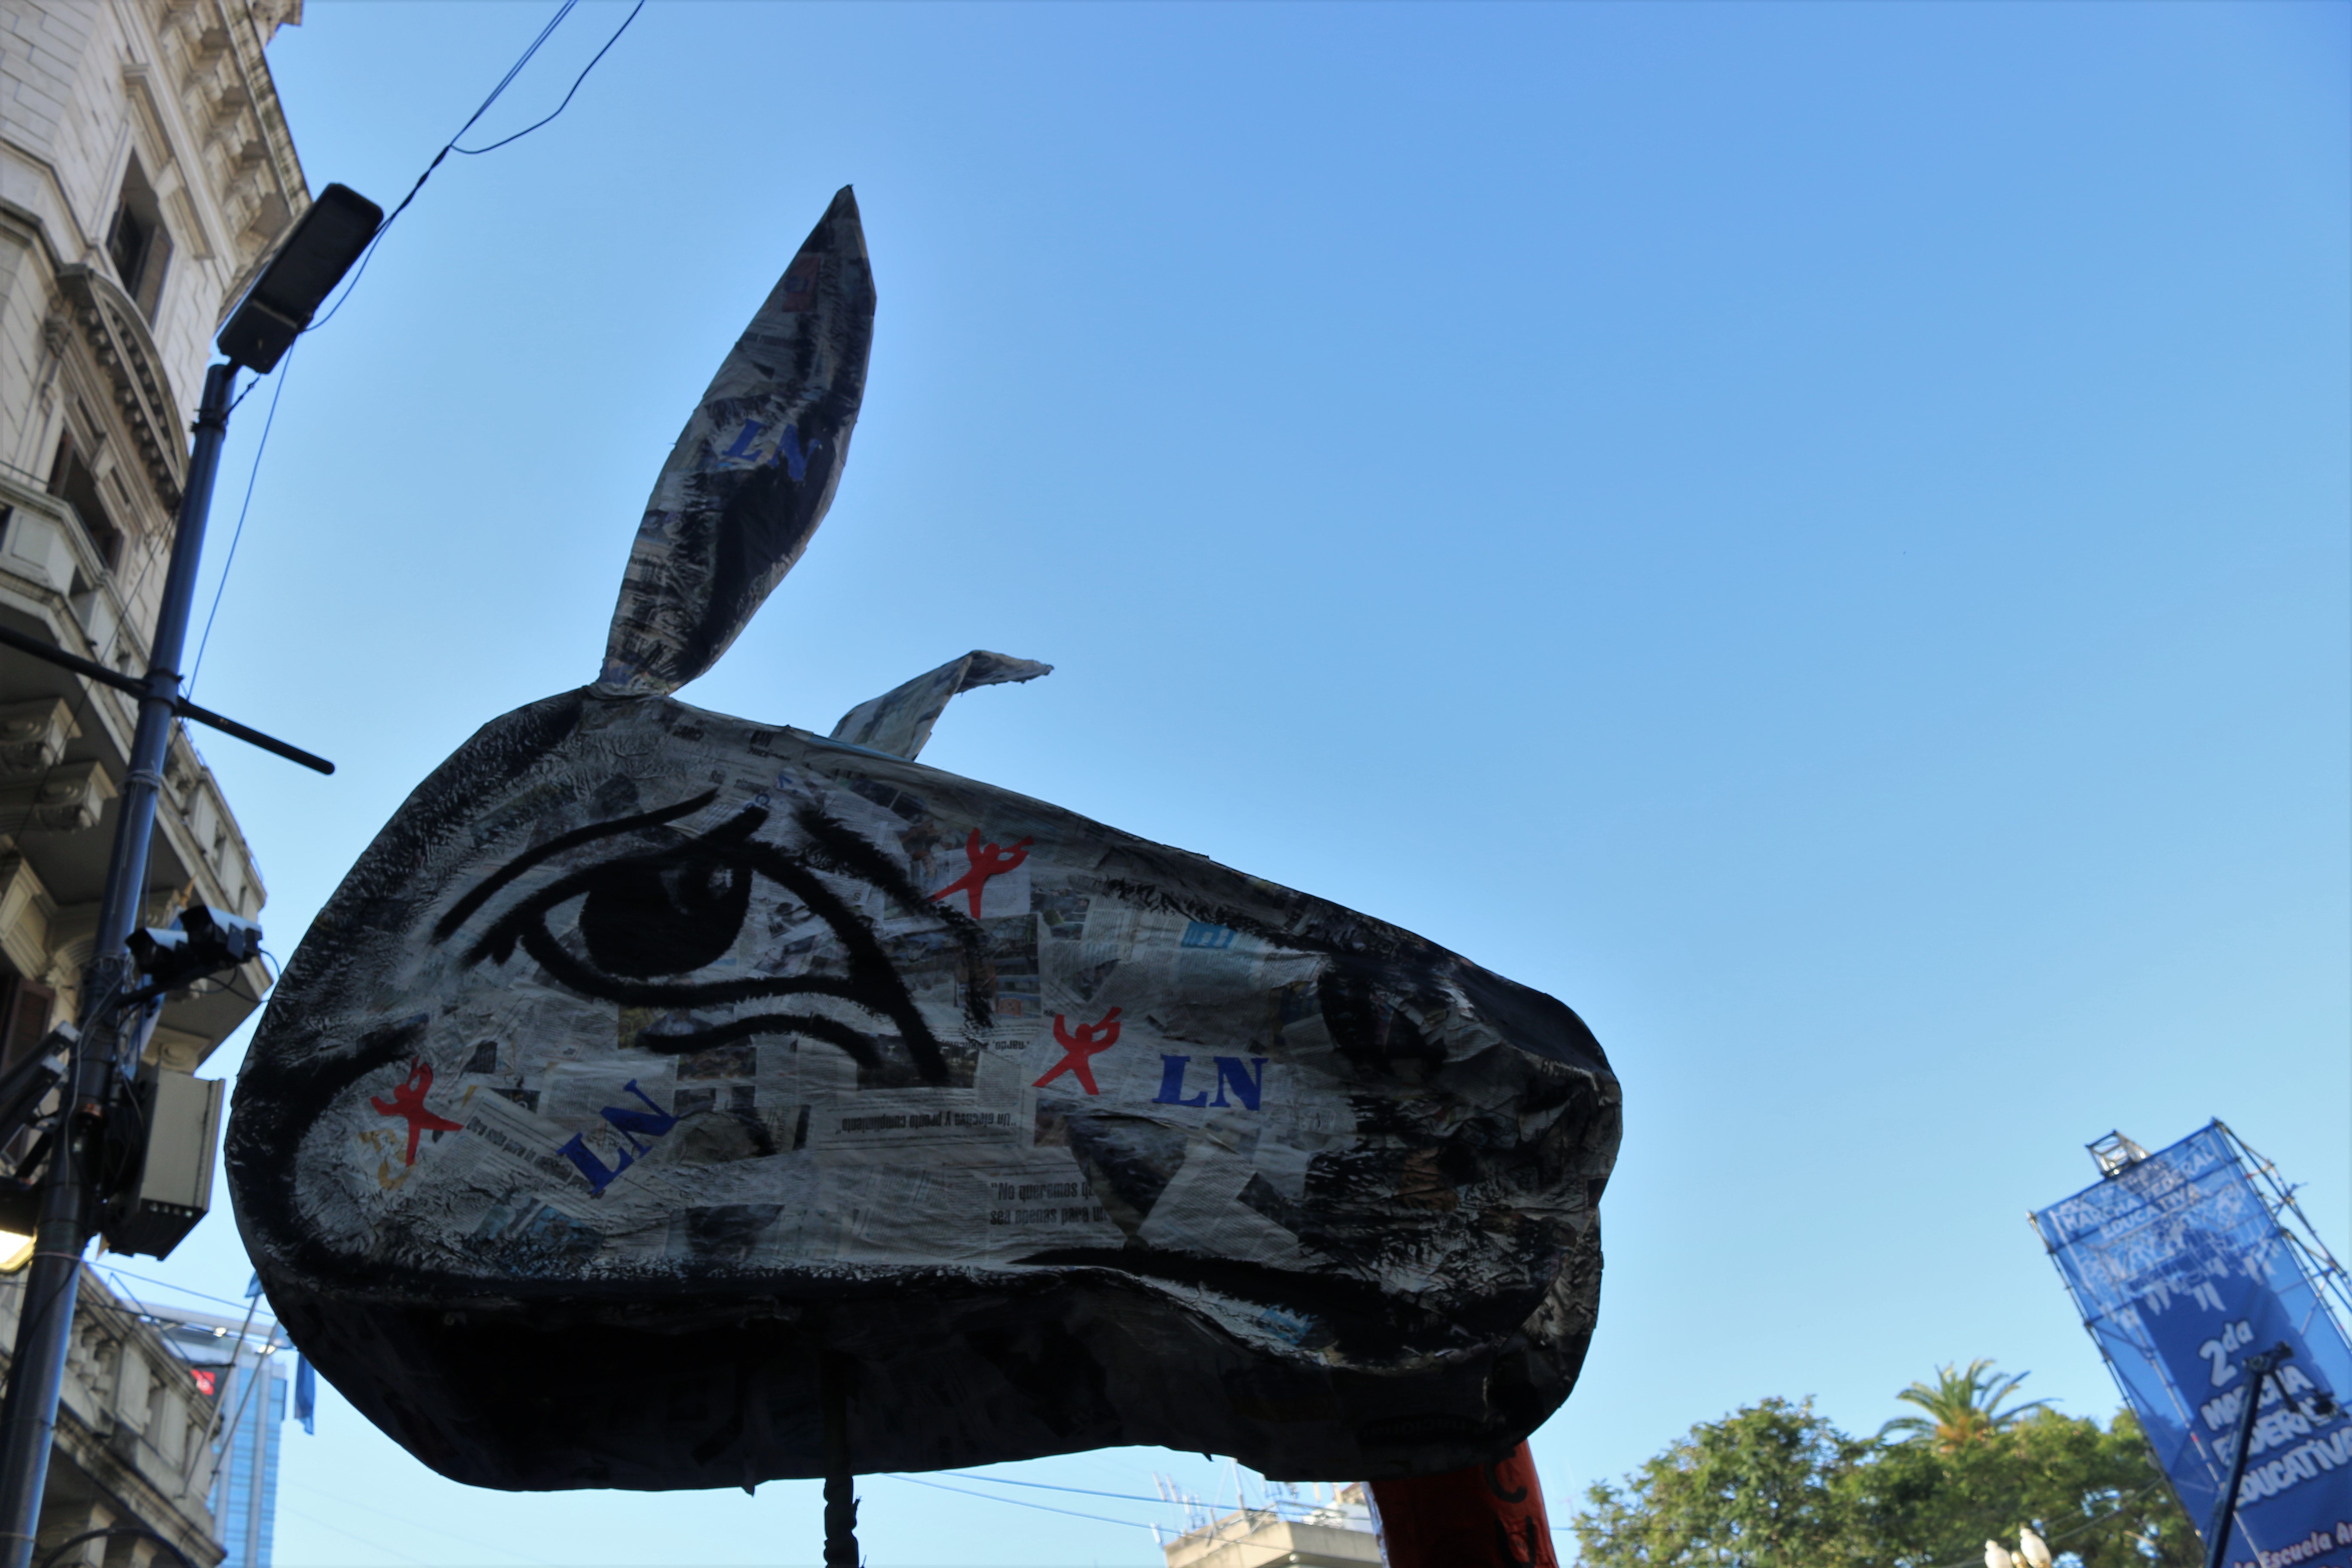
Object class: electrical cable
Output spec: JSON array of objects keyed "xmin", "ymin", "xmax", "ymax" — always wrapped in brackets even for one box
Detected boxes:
[
  {"xmin": 89, "ymin": 1266, "xmax": 269, "ymax": 1316},
  {"xmin": 879, "ymin": 1472, "xmax": 1158, "ymax": 1530},
  {"xmin": 303, "ymin": 0, "xmax": 637, "ymax": 337},
  {"xmin": 223, "ymin": 369, "xmax": 262, "ymax": 416},
  {"xmin": 98, "ymin": 1267, "xmax": 154, "ymax": 1322},
  {"xmin": 274, "ymin": 1504, "xmax": 432, "ymax": 1567},
  {"xmin": 920, "ymin": 1467, "xmax": 1392, "ymax": 1544},
  {"xmin": 282, "ymin": 1480, "xmax": 559, "ymax": 1566},
  {"xmin": 928, "ymin": 1470, "xmax": 1200, "ymax": 1507},
  {"xmin": 447, "ymin": 0, "xmax": 580, "ymax": 145},
  {"xmin": 175, "ymin": 1285, "xmax": 267, "ymax": 1488},
  {"xmin": 185, "ymin": 342, "xmax": 292, "ymax": 699},
  {"xmin": 453, "ymin": 0, "xmax": 644, "ymax": 156},
  {"xmin": 301, "ymin": 1, "xmax": 578, "ymax": 333},
  {"xmin": 182, "ymin": 2, "xmax": 643, "ymax": 692},
  {"xmin": 163, "ymin": 972, "xmax": 262, "ymax": 1007}
]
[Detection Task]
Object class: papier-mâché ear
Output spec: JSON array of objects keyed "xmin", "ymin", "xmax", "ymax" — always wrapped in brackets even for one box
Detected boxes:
[
  {"xmin": 829, "ymin": 650, "xmax": 1052, "ymax": 761},
  {"xmin": 597, "ymin": 187, "xmax": 876, "ymax": 696}
]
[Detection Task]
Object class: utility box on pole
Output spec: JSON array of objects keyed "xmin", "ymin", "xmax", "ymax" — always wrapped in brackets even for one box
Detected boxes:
[{"xmin": 103, "ymin": 1071, "xmax": 224, "ymax": 1259}]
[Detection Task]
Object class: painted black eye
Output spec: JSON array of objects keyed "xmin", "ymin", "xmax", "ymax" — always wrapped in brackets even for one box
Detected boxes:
[
  {"xmin": 576, "ymin": 841, "xmax": 751, "ymax": 978},
  {"xmin": 444, "ymin": 798, "xmax": 963, "ymax": 1083},
  {"xmin": 455, "ymin": 807, "xmax": 779, "ymax": 992}
]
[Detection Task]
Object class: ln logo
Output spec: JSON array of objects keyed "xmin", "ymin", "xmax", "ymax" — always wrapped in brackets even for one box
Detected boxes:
[
  {"xmin": 557, "ymin": 1080, "xmax": 679, "ymax": 1196},
  {"xmin": 1154, "ymin": 1055, "xmax": 1266, "ymax": 1110}
]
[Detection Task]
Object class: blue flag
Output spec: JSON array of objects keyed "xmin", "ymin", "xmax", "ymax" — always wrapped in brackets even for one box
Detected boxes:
[{"xmin": 294, "ymin": 1355, "xmax": 315, "ymax": 1435}]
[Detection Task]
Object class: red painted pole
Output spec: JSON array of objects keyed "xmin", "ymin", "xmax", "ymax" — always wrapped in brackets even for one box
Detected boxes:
[{"xmin": 1367, "ymin": 1442, "xmax": 1558, "ymax": 1568}]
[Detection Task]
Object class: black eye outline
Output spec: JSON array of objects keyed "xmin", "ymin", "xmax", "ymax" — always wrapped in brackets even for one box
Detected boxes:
[{"xmin": 435, "ymin": 796, "xmax": 971, "ymax": 1084}]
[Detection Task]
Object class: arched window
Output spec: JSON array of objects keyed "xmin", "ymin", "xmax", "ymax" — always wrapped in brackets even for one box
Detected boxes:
[{"xmin": 107, "ymin": 156, "xmax": 173, "ymax": 324}]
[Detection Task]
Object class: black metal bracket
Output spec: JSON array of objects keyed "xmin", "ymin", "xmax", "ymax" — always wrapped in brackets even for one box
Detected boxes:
[
  {"xmin": 0, "ymin": 621, "xmax": 332, "ymax": 775},
  {"xmin": 0, "ymin": 1035, "xmax": 66, "ymax": 1182}
]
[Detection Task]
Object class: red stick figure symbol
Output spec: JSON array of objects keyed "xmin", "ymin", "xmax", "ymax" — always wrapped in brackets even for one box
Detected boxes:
[
  {"xmin": 370, "ymin": 1057, "xmax": 464, "ymax": 1166},
  {"xmin": 931, "ymin": 828, "xmax": 1033, "ymax": 917},
  {"xmin": 1032, "ymin": 1009, "xmax": 1123, "ymax": 1095}
]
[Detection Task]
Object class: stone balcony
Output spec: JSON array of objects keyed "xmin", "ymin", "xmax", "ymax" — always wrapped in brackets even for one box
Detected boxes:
[
  {"xmin": 0, "ymin": 1265, "xmax": 229, "ymax": 1567},
  {"xmin": 0, "ymin": 461, "xmax": 270, "ymax": 1066}
]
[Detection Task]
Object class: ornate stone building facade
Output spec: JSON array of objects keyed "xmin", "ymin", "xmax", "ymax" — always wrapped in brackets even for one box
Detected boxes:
[
  {"xmin": 0, "ymin": 1, "xmax": 312, "ymax": 1562},
  {"xmin": 0, "ymin": 1266, "xmax": 247, "ymax": 1566}
]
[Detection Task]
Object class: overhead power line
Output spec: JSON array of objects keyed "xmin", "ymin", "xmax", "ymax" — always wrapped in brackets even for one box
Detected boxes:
[
  {"xmin": 186, "ymin": 341, "xmax": 292, "ymax": 698},
  {"xmin": 454, "ymin": 0, "xmax": 646, "ymax": 157},
  {"xmin": 304, "ymin": 0, "xmax": 647, "ymax": 337},
  {"xmin": 190, "ymin": 1, "xmax": 646, "ymax": 692},
  {"xmin": 930, "ymin": 1470, "xmax": 1194, "ymax": 1507},
  {"xmin": 879, "ymin": 1473, "xmax": 1159, "ymax": 1531}
]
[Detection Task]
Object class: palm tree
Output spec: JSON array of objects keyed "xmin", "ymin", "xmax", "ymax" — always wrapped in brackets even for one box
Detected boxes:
[{"xmin": 1880, "ymin": 1360, "xmax": 2053, "ymax": 1452}]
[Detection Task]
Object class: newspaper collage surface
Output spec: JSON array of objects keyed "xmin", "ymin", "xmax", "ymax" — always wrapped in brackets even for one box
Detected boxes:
[{"xmin": 227, "ymin": 186, "xmax": 1620, "ymax": 1490}]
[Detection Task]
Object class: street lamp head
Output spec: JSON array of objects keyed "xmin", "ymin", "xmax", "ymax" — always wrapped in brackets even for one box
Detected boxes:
[{"xmin": 215, "ymin": 182, "xmax": 382, "ymax": 373}]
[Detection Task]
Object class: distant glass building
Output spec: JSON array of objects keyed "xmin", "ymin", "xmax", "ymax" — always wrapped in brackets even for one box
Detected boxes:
[
  {"xmin": 153, "ymin": 1310, "xmax": 295, "ymax": 1568},
  {"xmin": 210, "ymin": 1355, "xmax": 290, "ymax": 1568}
]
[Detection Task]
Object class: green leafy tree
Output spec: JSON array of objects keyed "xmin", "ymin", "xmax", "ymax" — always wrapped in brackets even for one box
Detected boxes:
[
  {"xmin": 1850, "ymin": 1406, "xmax": 2201, "ymax": 1568},
  {"xmin": 1569, "ymin": 1368, "xmax": 2203, "ymax": 1568},
  {"xmin": 1572, "ymin": 1397, "xmax": 1869, "ymax": 1568},
  {"xmin": 1880, "ymin": 1360, "xmax": 2055, "ymax": 1453}
]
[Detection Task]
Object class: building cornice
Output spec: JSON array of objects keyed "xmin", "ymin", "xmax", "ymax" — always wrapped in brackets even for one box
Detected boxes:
[
  {"xmin": 50, "ymin": 1267, "xmax": 229, "ymax": 1566},
  {"xmin": 52, "ymin": 264, "xmax": 188, "ymax": 512},
  {"xmin": 150, "ymin": 0, "xmax": 309, "ymax": 297}
]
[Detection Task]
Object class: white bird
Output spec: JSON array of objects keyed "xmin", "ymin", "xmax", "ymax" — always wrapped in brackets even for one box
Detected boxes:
[
  {"xmin": 2018, "ymin": 1527, "xmax": 2054, "ymax": 1568},
  {"xmin": 1987, "ymin": 1542, "xmax": 2017, "ymax": 1568}
]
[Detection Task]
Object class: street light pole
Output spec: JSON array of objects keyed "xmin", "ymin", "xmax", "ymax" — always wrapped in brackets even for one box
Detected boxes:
[
  {"xmin": 0, "ymin": 359, "xmax": 238, "ymax": 1568},
  {"xmin": 2202, "ymin": 1344, "xmax": 2292, "ymax": 1568},
  {"xmin": 0, "ymin": 179, "xmax": 377, "ymax": 1568}
]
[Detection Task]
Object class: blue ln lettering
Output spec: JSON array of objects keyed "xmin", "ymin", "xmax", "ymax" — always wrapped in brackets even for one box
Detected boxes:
[
  {"xmin": 1210, "ymin": 1057, "xmax": 1267, "ymax": 1111},
  {"xmin": 601, "ymin": 1079, "xmax": 677, "ymax": 1152},
  {"xmin": 770, "ymin": 423, "xmax": 811, "ymax": 482},
  {"xmin": 1154, "ymin": 1055, "xmax": 1209, "ymax": 1107},
  {"xmin": 558, "ymin": 1081, "xmax": 678, "ymax": 1197},
  {"xmin": 720, "ymin": 420, "xmax": 766, "ymax": 461},
  {"xmin": 557, "ymin": 1133, "xmax": 624, "ymax": 1196}
]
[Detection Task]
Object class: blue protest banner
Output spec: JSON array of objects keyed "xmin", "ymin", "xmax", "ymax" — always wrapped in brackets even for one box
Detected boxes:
[{"xmin": 2035, "ymin": 1124, "xmax": 2352, "ymax": 1568}]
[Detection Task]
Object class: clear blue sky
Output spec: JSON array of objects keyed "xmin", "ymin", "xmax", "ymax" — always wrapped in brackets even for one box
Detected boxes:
[{"xmin": 138, "ymin": 3, "xmax": 2347, "ymax": 1563}]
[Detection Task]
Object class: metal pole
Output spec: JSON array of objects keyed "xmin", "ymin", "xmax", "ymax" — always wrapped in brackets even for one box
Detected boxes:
[
  {"xmin": 0, "ymin": 361, "xmax": 239, "ymax": 1568},
  {"xmin": 2202, "ymin": 1344, "xmax": 2290, "ymax": 1568},
  {"xmin": 820, "ymin": 1353, "xmax": 858, "ymax": 1568}
]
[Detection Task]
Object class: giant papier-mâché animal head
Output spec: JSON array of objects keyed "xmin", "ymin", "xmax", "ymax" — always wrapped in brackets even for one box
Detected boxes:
[{"xmin": 228, "ymin": 188, "xmax": 1622, "ymax": 1491}]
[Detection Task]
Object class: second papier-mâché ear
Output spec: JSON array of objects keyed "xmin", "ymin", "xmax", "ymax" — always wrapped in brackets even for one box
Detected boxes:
[
  {"xmin": 598, "ymin": 186, "xmax": 876, "ymax": 696},
  {"xmin": 829, "ymin": 650, "xmax": 1054, "ymax": 761}
]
